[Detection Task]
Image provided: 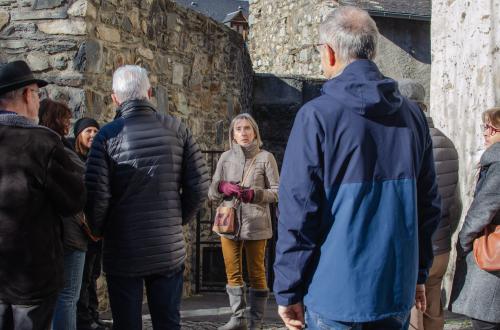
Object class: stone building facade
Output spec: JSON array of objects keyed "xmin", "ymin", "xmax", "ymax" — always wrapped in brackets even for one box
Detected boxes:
[
  {"xmin": 248, "ymin": 0, "xmax": 431, "ymax": 103},
  {"xmin": 0, "ymin": 0, "xmax": 253, "ymax": 298},
  {"xmin": 0, "ymin": 0, "xmax": 253, "ymax": 148}
]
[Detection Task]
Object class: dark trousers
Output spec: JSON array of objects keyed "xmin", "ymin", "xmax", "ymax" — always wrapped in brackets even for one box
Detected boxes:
[
  {"xmin": 0, "ymin": 296, "xmax": 57, "ymax": 330},
  {"xmin": 106, "ymin": 268, "xmax": 183, "ymax": 330},
  {"xmin": 77, "ymin": 242, "xmax": 102, "ymax": 329},
  {"xmin": 472, "ymin": 319, "xmax": 500, "ymax": 330}
]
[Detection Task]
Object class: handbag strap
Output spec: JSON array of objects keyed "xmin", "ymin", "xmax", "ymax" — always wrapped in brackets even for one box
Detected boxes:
[
  {"xmin": 232, "ymin": 156, "xmax": 257, "ymax": 208},
  {"xmin": 241, "ymin": 156, "xmax": 257, "ymax": 187}
]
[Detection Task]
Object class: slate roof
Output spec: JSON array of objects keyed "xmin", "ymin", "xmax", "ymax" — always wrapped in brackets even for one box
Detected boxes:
[
  {"xmin": 339, "ymin": 0, "xmax": 431, "ymax": 21},
  {"xmin": 173, "ymin": 0, "xmax": 249, "ymax": 22}
]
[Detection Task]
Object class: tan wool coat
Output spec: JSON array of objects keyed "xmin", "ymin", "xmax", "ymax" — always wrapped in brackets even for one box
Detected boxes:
[{"xmin": 208, "ymin": 143, "xmax": 279, "ymax": 240}]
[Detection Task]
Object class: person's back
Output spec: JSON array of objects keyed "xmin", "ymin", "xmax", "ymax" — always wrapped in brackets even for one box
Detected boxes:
[
  {"xmin": 399, "ymin": 80, "xmax": 461, "ymax": 330},
  {"xmin": 87, "ymin": 100, "xmax": 206, "ymax": 274},
  {"xmin": 274, "ymin": 7, "xmax": 441, "ymax": 330},
  {"xmin": 0, "ymin": 60, "xmax": 86, "ymax": 329},
  {"xmin": 0, "ymin": 123, "xmax": 84, "ymax": 302},
  {"xmin": 85, "ymin": 65, "xmax": 209, "ymax": 330}
]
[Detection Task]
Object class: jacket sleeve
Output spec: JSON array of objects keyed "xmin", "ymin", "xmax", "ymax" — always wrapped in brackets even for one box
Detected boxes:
[
  {"xmin": 84, "ymin": 131, "xmax": 112, "ymax": 237},
  {"xmin": 208, "ymin": 155, "xmax": 224, "ymax": 203},
  {"xmin": 273, "ymin": 107, "xmax": 324, "ymax": 306},
  {"xmin": 45, "ymin": 141, "xmax": 86, "ymax": 216},
  {"xmin": 253, "ymin": 154, "xmax": 279, "ymax": 204},
  {"xmin": 416, "ymin": 130, "xmax": 442, "ymax": 284},
  {"xmin": 459, "ymin": 162, "xmax": 500, "ymax": 253},
  {"xmin": 180, "ymin": 126, "xmax": 209, "ymax": 225}
]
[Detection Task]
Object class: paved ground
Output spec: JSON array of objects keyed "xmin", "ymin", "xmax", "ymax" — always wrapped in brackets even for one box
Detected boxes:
[{"xmin": 101, "ymin": 292, "xmax": 473, "ymax": 329}]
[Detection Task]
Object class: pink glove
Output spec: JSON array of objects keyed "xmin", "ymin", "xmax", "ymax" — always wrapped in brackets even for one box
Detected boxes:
[
  {"xmin": 240, "ymin": 189, "xmax": 255, "ymax": 203},
  {"xmin": 218, "ymin": 181, "xmax": 241, "ymax": 198}
]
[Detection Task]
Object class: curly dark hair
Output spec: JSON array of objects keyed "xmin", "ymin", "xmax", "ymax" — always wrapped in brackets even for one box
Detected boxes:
[{"xmin": 38, "ymin": 99, "xmax": 72, "ymax": 136}]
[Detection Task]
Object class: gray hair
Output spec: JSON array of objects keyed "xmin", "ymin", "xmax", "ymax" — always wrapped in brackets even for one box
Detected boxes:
[
  {"xmin": 318, "ymin": 6, "xmax": 379, "ymax": 63},
  {"xmin": 0, "ymin": 86, "xmax": 24, "ymax": 102},
  {"xmin": 229, "ymin": 113, "xmax": 263, "ymax": 148},
  {"xmin": 112, "ymin": 65, "xmax": 151, "ymax": 103},
  {"xmin": 399, "ymin": 79, "xmax": 426, "ymax": 102},
  {"xmin": 399, "ymin": 79, "xmax": 427, "ymax": 112}
]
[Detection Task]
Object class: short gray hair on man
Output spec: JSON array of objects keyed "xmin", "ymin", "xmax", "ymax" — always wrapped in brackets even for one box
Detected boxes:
[
  {"xmin": 112, "ymin": 65, "xmax": 151, "ymax": 103},
  {"xmin": 399, "ymin": 79, "xmax": 427, "ymax": 112},
  {"xmin": 399, "ymin": 79, "xmax": 426, "ymax": 103},
  {"xmin": 0, "ymin": 87, "xmax": 26, "ymax": 105},
  {"xmin": 319, "ymin": 6, "xmax": 379, "ymax": 63}
]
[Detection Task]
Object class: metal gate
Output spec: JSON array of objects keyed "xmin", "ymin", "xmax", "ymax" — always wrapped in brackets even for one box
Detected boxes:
[{"xmin": 195, "ymin": 150, "xmax": 277, "ymax": 293}]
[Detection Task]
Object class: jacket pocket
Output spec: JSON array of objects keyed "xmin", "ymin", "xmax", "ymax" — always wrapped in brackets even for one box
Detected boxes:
[{"xmin": 244, "ymin": 204, "xmax": 269, "ymax": 232}]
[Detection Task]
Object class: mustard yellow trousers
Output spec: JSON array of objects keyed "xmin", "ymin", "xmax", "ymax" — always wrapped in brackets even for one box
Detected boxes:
[{"xmin": 220, "ymin": 237, "xmax": 268, "ymax": 290}]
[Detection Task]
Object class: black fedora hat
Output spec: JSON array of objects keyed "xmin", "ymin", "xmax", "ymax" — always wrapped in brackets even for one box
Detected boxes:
[{"xmin": 0, "ymin": 60, "xmax": 48, "ymax": 95}]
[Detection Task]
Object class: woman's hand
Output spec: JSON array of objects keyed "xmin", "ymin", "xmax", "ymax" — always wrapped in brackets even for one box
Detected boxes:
[
  {"xmin": 240, "ymin": 189, "xmax": 255, "ymax": 203},
  {"xmin": 218, "ymin": 181, "xmax": 242, "ymax": 198}
]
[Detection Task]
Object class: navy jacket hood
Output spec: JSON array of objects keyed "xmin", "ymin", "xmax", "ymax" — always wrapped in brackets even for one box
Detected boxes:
[{"xmin": 322, "ymin": 60, "xmax": 403, "ymax": 117}]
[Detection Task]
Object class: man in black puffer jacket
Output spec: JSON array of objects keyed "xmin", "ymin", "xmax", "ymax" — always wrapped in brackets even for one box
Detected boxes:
[
  {"xmin": 0, "ymin": 60, "xmax": 86, "ymax": 329},
  {"xmin": 400, "ymin": 80, "xmax": 462, "ymax": 330},
  {"xmin": 85, "ymin": 65, "xmax": 209, "ymax": 330}
]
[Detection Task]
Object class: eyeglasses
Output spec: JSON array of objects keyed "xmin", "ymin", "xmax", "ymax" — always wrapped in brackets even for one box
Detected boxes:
[
  {"xmin": 312, "ymin": 43, "xmax": 325, "ymax": 54},
  {"xmin": 25, "ymin": 88, "xmax": 43, "ymax": 99},
  {"xmin": 481, "ymin": 123, "xmax": 500, "ymax": 135}
]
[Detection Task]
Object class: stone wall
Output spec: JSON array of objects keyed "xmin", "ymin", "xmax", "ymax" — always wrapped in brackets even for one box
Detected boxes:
[
  {"xmin": 0, "ymin": 0, "xmax": 253, "ymax": 147},
  {"xmin": 0, "ymin": 0, "xmax": 88, "ymax": 114},
  {"xmin": 248, "ymin": 0, "xmax": 431, "ymax": 102},
  {"xmin": 0, "ymin": 0, "xmax": 253, "ymax": 297},
  {"xmin": 78, "ymin": 0, "xmax": 253, "ymax": 149},
  {"xmin": 430, "ymin": 0, "xmax": 500, "ymax": 303},
  {"xmin": 248, "ymin": 0, "xmax": 334, "ymax": 76}
]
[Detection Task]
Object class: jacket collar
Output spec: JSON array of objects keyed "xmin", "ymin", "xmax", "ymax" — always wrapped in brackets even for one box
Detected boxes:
[
  {"xmin": 481, "ymin": 142, "xmax": 500, "ymax": 166},
  {"xmin": 232, "ymin": 142, "xmax": 260, "ymax": 162},
  {"xmin": 0, "ymin": 111, "xmax": 38, "ymax": 128},
  {"xmin": 321, "ymin": 59, "xmax": 403, "ymax": 118},
  {"xmin": 114, "ymin": 99, "xmax": 157, "ymax": 119}
]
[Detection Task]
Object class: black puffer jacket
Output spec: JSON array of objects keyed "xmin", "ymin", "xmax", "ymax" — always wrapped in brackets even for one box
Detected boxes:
[
  {"xmin": 85, "ymin": 100, "xmax": 209, "ymax": 276},
  {"xmin": 0, "ymin": 113, "xmax": 86, "ymax": 304},
  {"xmin": 428, "ymin": 117, "xmax": 462, "ymax": 255},
  {"xmin": 61, "ymin": 138, "xmax": 88, "ymax": 252}
]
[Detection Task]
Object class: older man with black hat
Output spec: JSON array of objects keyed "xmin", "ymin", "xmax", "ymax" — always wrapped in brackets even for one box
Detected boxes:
[{"xmin": 0, "ymin": 60, "xmax": 86, "ymax": 329}]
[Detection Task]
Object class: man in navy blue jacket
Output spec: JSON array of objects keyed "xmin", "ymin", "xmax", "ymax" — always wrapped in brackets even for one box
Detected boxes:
[{"xmin": 274, "ymin": 7, "xmax": 441, "ymax": 330}]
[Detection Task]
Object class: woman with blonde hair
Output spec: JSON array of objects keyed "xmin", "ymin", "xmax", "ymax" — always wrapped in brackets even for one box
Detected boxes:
[
  {"xmin": 209, "ymin": 113, "xmax": 280, "ymax": 330},
  {"xmin": 449, "ymin": 107, "xmax": 500, "ymax": 330}
]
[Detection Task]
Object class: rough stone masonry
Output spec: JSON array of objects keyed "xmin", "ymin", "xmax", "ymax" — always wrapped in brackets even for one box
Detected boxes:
[{"xmin": 0, "ymin": 0, "xmax": 254, "ymax": 300}]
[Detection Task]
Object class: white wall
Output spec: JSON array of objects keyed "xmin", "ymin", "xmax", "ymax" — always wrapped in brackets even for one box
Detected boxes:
[{"xmin": 430, "ymin": 0, "xmax": 500, "ymax": 302}]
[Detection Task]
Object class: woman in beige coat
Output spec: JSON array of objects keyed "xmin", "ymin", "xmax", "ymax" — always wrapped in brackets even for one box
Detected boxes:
[{"xmin": 209, "ymin": 113, "xmax": 280, "ymax": 330}]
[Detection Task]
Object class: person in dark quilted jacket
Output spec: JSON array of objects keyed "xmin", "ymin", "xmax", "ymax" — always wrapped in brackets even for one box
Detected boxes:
[
  {"xmin": 84, "ymin": 65, "xmax": 209, "ymax": 330},
  {"xmin": 400, "ymin": 80, "xmax": 462, "ymax": 330}
]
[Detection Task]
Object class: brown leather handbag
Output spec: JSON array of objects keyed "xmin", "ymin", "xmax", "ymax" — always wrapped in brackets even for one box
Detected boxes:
[
  {"xmin": 473, "ymin": 224, "xmax": 500, "ymax": 271},
  {"xmin": 212, "ymin": 157, "xmax": 257, "ymax": 235},
  {"xmin": 212, "ymin": 203, "xmax": 238, "ymax": 234}
]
